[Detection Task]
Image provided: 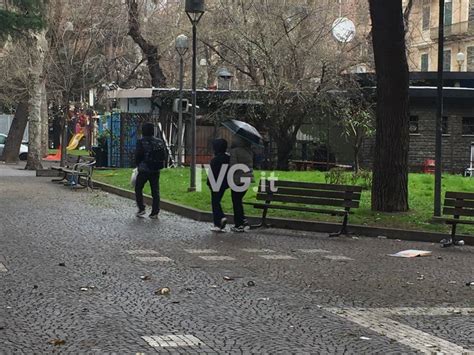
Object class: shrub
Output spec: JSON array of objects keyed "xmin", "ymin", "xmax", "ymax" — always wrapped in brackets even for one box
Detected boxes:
[{"xmin": 325, "ymin": 167, "xmax": 349, "ymax": 185}]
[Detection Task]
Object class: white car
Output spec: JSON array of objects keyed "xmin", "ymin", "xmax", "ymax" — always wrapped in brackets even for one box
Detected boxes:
[{"xmin": 0, "ymin": 133, "xmax": 28, "ymax": 160}]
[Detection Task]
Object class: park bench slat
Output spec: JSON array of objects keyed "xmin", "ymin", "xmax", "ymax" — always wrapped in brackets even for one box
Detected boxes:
[
  {"xmin": 443, "ymin": 207, "xmax": 474, "ymax": 217},
  {"xmin": 261, "ymin": 186, "xmax": 361, "ymax": 200},
  {"xmin": 445, "ymin": 191, "xmax": 474, "ymax": 200},
  {"xmin": 256, "ymin": 193, "xmax": 359, "ymax": 208},
  {"xmin": 249, "ymin": 179, "xmax": 362, "ymax": 236},
  {"xmin": 262, "ymin": 180, "xmax": 362, "ymax": 192},
  {"xmin": 435, "ymin": 191, "xmax": 474, "ymax": 246},
  {"xmin": 244, "ymin": 202, "xmax": 347, "ymax": 216},
  {"xmin": 444, "ymin": 198, "xmax": 474, "ymax": 209}
]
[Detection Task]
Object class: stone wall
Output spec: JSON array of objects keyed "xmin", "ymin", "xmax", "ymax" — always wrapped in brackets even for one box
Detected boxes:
[{"xmin": 361, "ymin": 100, "xmax": 474, "ymax": 173}]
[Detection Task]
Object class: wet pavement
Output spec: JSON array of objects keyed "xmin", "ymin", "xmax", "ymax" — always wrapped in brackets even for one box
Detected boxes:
[{"xmin": 1, "ymin": 163, "xmax": 473, "ymax": 354}]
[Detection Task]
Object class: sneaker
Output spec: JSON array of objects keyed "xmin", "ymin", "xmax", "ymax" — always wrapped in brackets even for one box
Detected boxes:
[
  {"xmin": 440, "ymin": 238, "xmax": 453, "ymax": 247},
  {"xmin": 149, "ymin": 214, "xmax": 159, "ymax": 219},
  {"xmin": 219, "ymin": 217, "xmax": 227, "ymax": 230},
  {"xmin": 136, "ymin": 209, "xmax": 146, "ymax": 218},
  {"xmin": 211, "ymin": 226, "xmax": 226, "ymax": 233},
  {"xmin": 231, "ymin": 225, "xmax": 245, "ymax": 233},
  {"xmin": 243, "ymin": 220, "xmax": 251, "ymax": 231}
]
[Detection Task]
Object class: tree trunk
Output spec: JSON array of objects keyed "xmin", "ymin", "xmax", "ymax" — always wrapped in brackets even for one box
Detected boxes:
[
  {"xmin": 369, "ymin": 0, "xmax": 410, "ymax": 212},
  {"xmin": 126, "ymin": 0, "xmax": 166, "ymax": 88},
  {"xmin": 41, "ymin": 79, "xmax": 49, "ymax": 157},
  {"xmin": 25, "ymin": 30, "xmax": 48, "ymax": 170},
  {"xmin": 1, "ymin": 101, "xmax": 29, "ymax": 163},
  {"xmin": 353, "ymin": 145, "xmax": 360, "ymax": 173}
]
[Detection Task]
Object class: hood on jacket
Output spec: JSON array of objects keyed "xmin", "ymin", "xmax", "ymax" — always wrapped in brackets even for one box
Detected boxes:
[
  {"xmin": 231, "ymin": 134, "xmax": 250, "ymax": 148},
  {"xmin": 212, "ymin": 138, "xmax": 228, "ymax": 155}
]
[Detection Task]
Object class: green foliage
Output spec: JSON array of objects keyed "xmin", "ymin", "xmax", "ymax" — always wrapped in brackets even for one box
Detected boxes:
[
  {"xmin": 351, "ymin": 169, "xmax": 373, "ymax": 189},
  {"xmin": 324, "ymin": 167, "xmax": 349, "ymax": 185},
  {"xmin": 0, "ymin": 0, "xmax": 46, "ymax": 39}
]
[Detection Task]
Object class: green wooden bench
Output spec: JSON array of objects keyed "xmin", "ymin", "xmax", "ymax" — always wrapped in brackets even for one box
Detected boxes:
[
  {"xmin": 244, "ymin": 179, "xmax": 362, "ymax": 236},
  {"xmin": 433, "ymin": 191, "xmax": 473, "ymax": 247}
]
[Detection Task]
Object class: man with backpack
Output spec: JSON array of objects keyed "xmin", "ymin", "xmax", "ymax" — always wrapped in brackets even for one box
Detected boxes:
[{"xmin": 135, "ymin": 122, "xmax": 166, "ymax": 219}]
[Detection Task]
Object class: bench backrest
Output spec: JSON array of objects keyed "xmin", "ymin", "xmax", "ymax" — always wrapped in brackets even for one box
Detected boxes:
[
  {"xmin": 257, "ymin": 179, "xmax": 362, "ymax": 209},
  {"xmin": 443, "ymin": 191, "xmax": 474, "ymax": 218},
  {"xmin": 78, "ymin": 156, "xmax": 96, "ymax": 165},
  {"xmin": 65, "ymin": 154, "xmax": 80, "ymax": 167}
]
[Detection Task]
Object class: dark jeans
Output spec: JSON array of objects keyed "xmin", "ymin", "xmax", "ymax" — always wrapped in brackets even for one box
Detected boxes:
[
  {"xmin": 211, "ymin": 189, "xmax": 226, "ymax": 227},
  {"xmin": 231, "ymin": 189, "xmax": 248, "ymax": 227},
  {"xmin": 135, "ymin": 171, "xmax": 160, "ymax": 215}
]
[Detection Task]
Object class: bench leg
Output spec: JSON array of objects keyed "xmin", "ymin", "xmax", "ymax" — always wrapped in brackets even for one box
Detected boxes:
[
  {"xmin": 52, "ymin": 172, "xmax": 67, "ymax": 183},
  {"xmin": 250, "ymin": 206, "xmax": 271, "ymax": 229},
  {"xmin": 329, "ymin": 213, "xmax": 351, "ymax": 237}
]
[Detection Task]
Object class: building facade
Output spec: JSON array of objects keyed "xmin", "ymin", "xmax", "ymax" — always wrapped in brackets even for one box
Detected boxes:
[{"xmin": 407, "ymin": 0, "xmax": 474, "ymax": 72}]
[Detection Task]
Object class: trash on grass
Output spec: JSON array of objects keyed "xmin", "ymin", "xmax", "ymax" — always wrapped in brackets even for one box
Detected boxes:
[{"xmin": 389, "ymin": 250, "xmax": 432, "ymax": 258}]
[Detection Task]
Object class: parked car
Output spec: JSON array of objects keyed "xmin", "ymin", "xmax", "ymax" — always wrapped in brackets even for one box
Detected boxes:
[{"xmin": 0, "ymin": 133, "xmax": 28, "ymax": 160}]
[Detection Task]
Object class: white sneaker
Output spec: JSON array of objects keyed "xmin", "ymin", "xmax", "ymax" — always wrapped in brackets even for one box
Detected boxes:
[
  {"xmin": 211, "ymin": 226, "xmax": 226, "ymax": 233},
  {"xmin": 219, "ymin": 217, "xmax": 227, "ymax": 229},
  {"xmin": 136, "ymin": 210, "xmax": 146, "ymax": 218}
]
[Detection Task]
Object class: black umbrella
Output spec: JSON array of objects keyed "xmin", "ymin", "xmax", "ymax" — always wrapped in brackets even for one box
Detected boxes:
[{"xmin": 221, "ymin": 119, "xmax": 263, "ymax": 146}]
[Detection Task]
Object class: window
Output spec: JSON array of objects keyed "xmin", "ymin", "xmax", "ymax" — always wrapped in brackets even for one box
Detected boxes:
[
  {"xmin": 0, "ymin": 135, "xmax": 5, "ymax": 144},
  {"xmin": 443, "ymin": 49, "xmax": 451, "ymax": 71},
  {"xmin": 468, "ymin": 47, "xmax": 474, "ymax": 71},
  {"xmin": 421, "ymin": 53, "xmax": 429, "ymax": 71},
  {"xmin": 462, "ymin": 117, "xmax": 474, "ymax": 135},
  {"xmin": 422, "ymin": 0, "xmax": 430, "ymax": 31},
  {"xmin": 409, "ymin": 116, "xmax": 419, "ymax": 133},
  {"xmin": 445, "ymin": 0, "xmax": 452, "ymax": 26},
  {"xmin": 442, "ymin": 116, "xmax": 449, "ymax": 134}
]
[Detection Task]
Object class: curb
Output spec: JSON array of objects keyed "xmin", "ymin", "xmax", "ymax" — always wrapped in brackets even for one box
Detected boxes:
[{"xmin": 93, "ymin": 180, "xmax": 474, "ymax": 246}]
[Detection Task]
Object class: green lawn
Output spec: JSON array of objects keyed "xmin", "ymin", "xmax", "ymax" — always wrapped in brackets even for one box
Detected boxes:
[
  {"xmin": 93, "ymin": 168, "xmax": 474, "ymax": 234},
  {"xmin": 48, "ymin": 149, "xmax": 91, "ymax": 156}
]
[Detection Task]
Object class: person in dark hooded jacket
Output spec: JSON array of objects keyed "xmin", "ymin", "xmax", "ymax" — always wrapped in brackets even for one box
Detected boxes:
[
  {"xmin": 207, "ymin": 138, "xmax": 230, "ymax": 231},
  {"xmin": 135, "ymin": 122, "xmax": 165, "ymax": 219}
]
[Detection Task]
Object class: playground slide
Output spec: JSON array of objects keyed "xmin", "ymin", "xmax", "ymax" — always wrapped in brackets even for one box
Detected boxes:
[{"xmin": 66, "ymin": 133, "xmax": 84, "ymax": 150}]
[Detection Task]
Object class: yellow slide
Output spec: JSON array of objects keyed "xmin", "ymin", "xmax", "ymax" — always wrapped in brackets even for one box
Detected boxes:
[{"xmin": 67, "ymin": 133, "xmax": 84, "ymax": 150}]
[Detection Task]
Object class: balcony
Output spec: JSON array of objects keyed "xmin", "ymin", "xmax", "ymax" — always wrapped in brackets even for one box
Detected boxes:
[{"xmin": 430, "ymin": 21, "xmax": 474, "ymax": 41}]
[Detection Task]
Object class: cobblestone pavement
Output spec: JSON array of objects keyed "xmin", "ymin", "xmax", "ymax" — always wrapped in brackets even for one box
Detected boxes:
[{"xmin": 1, "ymin": 164, "xmax": 473, "ymax": 354}]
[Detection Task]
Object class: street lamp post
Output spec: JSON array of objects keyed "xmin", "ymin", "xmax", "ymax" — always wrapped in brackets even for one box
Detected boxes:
[
  {"xmin": 456, "ymin": 51, "xmax": 465, "ymax": 72},
  {"xmin": 434, "ymin": 0, "xmax": 445, "ymax": 216},
  {"xmin": 175, "ymin": 34, "xmax": 189, "ymax": 168},
  {"xmin": 185, "ymin": 0, "xmax": 205, "ymax": 192}
]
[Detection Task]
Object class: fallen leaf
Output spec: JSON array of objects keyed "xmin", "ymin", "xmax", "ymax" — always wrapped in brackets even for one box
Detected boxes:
[
  {"xmin": 49, "ymin": 339, "xmax": 65, "ymax": 346},
  {"xmin": 58, "ymin": 263, "xmax": 66, "ymax": 267}
]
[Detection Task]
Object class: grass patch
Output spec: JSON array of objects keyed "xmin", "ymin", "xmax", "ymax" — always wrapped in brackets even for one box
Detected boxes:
[{"xmin": 93, "ymin": 168, "xmax": 474, "ymax": 234}]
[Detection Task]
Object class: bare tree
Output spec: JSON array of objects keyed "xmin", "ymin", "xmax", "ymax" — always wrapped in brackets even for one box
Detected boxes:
[{"xmin": 200, "ymin": 0, "xmax": 366, "ymax": 169}]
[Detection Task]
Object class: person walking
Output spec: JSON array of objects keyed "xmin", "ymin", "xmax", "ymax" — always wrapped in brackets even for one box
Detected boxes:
[
  {"xmin": 229, "ymin": 135, "xmax": 254, "ymax": 232},
  {"xmin": 135, "ymin": 122, "xmax": 166, "ymax": 219},
  {"xmin": 207, "ymin": 138, "xmax": 230, "ymax": 232}
]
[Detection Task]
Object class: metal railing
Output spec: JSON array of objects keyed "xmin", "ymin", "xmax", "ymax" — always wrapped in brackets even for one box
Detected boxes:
[{"xmin": 430, "ymin": 20, "xmax": 474, "ymax": 40}]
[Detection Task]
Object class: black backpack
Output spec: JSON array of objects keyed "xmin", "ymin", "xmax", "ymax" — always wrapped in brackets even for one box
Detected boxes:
[{"xmin": 144, "ymin": 137, "xmax": 166, "ymax": 170}]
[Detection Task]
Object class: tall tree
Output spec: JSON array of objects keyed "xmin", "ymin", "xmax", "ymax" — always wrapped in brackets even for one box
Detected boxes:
[
  {"xmin": 0, "ymin": 0, "xmax": 46, "ymax": 164},
  {"xmin": 369, "ymin": 0, "xmax": 409, "ymax": 212}
]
